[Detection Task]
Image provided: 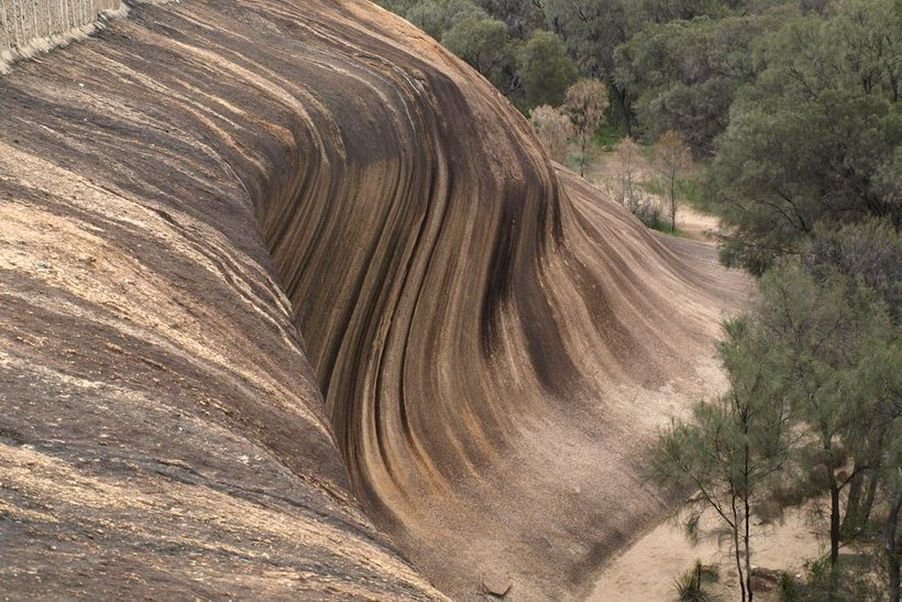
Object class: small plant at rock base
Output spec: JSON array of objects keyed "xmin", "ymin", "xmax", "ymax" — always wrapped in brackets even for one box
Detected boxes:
[
  {"xmin": 777, "ymin": 571, "xmax": 804, "ymax": 602},
  {"xmin": 674, "ymin": 560, "xmax": 719, "ymax": 602}
]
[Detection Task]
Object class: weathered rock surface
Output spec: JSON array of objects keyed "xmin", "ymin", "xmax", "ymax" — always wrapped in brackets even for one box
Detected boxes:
[{"xmin": 0, "ymin": 1, "xmax": 749, "ymax": 599}]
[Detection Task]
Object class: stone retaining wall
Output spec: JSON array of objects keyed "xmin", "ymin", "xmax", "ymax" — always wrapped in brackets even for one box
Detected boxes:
[{"xmin": 0, "ymin": 0, "xmax": 123, "ymax": 72}]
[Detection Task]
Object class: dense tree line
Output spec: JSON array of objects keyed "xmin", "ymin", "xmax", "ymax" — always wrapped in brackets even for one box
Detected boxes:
[{"xmin": 708, "ymin": 0, "xmax": 901, "ymax": 274}]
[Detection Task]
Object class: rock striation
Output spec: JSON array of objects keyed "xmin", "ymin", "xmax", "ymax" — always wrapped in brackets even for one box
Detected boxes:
[{"xmin": 0, "ymin": 0, "xmax": 749, "ymax": 599}]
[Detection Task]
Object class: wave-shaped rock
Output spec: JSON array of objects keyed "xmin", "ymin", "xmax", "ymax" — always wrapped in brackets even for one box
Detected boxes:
[{"xmin": 0, "ymin": 0, "xmax": 749, "ymax": 599}]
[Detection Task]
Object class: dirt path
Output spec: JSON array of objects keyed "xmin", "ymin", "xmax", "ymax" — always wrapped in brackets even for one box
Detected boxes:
[{"xmin": 675, "ymin": 204, "xmax": 721, "ymax": 243}]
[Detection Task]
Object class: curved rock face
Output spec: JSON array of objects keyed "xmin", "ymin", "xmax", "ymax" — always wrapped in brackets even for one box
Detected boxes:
[{"xmin": 0, "ymin": 0, "xmax": 749, "ymax": 599}]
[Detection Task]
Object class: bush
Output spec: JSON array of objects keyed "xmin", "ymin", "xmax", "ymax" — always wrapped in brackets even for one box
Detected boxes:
[{"xmin": 674, "ymin": 560, "xmax": 719, "ymax": 602}]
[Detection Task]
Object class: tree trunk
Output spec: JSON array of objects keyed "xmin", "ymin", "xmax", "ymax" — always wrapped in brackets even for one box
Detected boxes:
[
  {"xmin": 822, "ymin": 433, "xmax": 841, "ymax": 568},
  {"xmin": 862, "ymin": 439, "xmax": 885, "ymax": 528},
  {"xmin": 830, "ymin": 481, "xmax": 841, "ymax": 565},
  {"xmin": 744, "ymin": 496, "xmax": 754, "ymax": 601},
  {"xmin": 579, "ymin": 132, "xmax": 587, "ymax": 177},
  {"xmin": 735, "ymin": 534, "xmax": 747, "ymax": 602},
  {"xmin": 862, "ymin": 471, "xmax": 879, "ymax": 523},
  {"xmin": 843, "ymin": 469, "xmax": 880, "ymax": 539},
  {"xmin": 732, "ymin": 495, "xmax": 747, "ymax": 602},
  {"xmin": 608, "ymin": 81, "xmax": 632, "ymax": 137},
  {"xmin": 828, "ymin": 478, "xmax": 841, "ymax": 599},
  {"xmin": 670, "ymin": 169, "xmax": 677, "ymax": 233},
  {"xmin": 842, "ymin": 470, "xmax": 864, "ymax": 537},
  {"xmin": 885, "ymin": 491, "xmax": 901, "ymax": 602}
]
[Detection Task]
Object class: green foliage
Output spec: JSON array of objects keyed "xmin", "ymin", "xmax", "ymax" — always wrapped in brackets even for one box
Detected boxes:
[
  {"xmin": 674, "ymin": 560, "xmax": 720, "ymax": 601},
  {"xmin": 472, "ymin": 0, "xmax": 545, "ymax": 36},
  {"xmin": 543, "ymin": 0, "xmax": 642, "ymax": 131},
  {"xmin": 753, "ymin": 264, "xmax": 893, "ymax": 479},
  {"xmin": 778, "ymin": 571, "xmax": 804, "ymax": 602},
  {"xmin": 400, "ymin": 0, "xmax": 487, "ymax": 38},
  {"xmin": 648, "ymin": 313, "xmax": 793, "ymax": 602},
  {"xmin": 640, "ymin": 0, "xmax": 727, "ymax": 23},
  {"xmin": 593, "ymin": 121, "xmax": 625, "ymax": 149},
  {"xmin": 614, "ymin": 14, "xmax": 777, "ymax": 155},
  {"xmin": 542, "ymin": 0, "xmax": 638, "ymax": 74},
  {"xmin": 651, "ymin": 220, "xmax": 902, "ymax": 599},
  {"xmin": 442, "ymin": 15, "xmax": 515, "ymax": 89},
  {"xmin": 803, "ymin": 218, "xmax": 902, "ymax": 322},
  {"xmin": 781, "ymin": 554, "xmax": 886, "ymax": 601},
  {"xmin": 730, "ymin": 245, "xmax": 900, "ymax": 596},
  {"xmin": 381, "ymin": 0, "xmax": 792, "ymax": 129},
  {"xmin": 647, "ymin": 217, "xmax": 685, "ymax": 236},
  {"xmin": 518, "ymin": 30, "xmax": 577, "ymax": 108},
  {"xmin": 639, "ymin": 174, "xmax": 704, "ymax": 210},
  {"xmin": 380, "ymin": 0, "xmax": 521, "ymax": 94},
  {"xmin": 380, "ymin": 0, "xmax": 579, "ymax": 110},
  {"xmin": 707, "ymin": 0, "xmax": 902, "ymax": 274}
]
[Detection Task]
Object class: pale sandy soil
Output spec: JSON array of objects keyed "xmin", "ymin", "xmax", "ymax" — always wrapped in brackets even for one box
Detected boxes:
[
  {"xmin": 675, "ymin": 205, "xmax": 721, "ymax": 243},
  {"xmin": 589, "ymin": 507, "xmax": 825, "ymax": 601}
]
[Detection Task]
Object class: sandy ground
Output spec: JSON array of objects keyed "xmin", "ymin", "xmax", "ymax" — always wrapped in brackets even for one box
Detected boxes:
[
  {"xmin": 589, "ymin": 507, "xmax": 825, "ymax": 601},
  {"xmin": 675, "ymin": 205, "xmax": 721, "ymax": 243}
]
